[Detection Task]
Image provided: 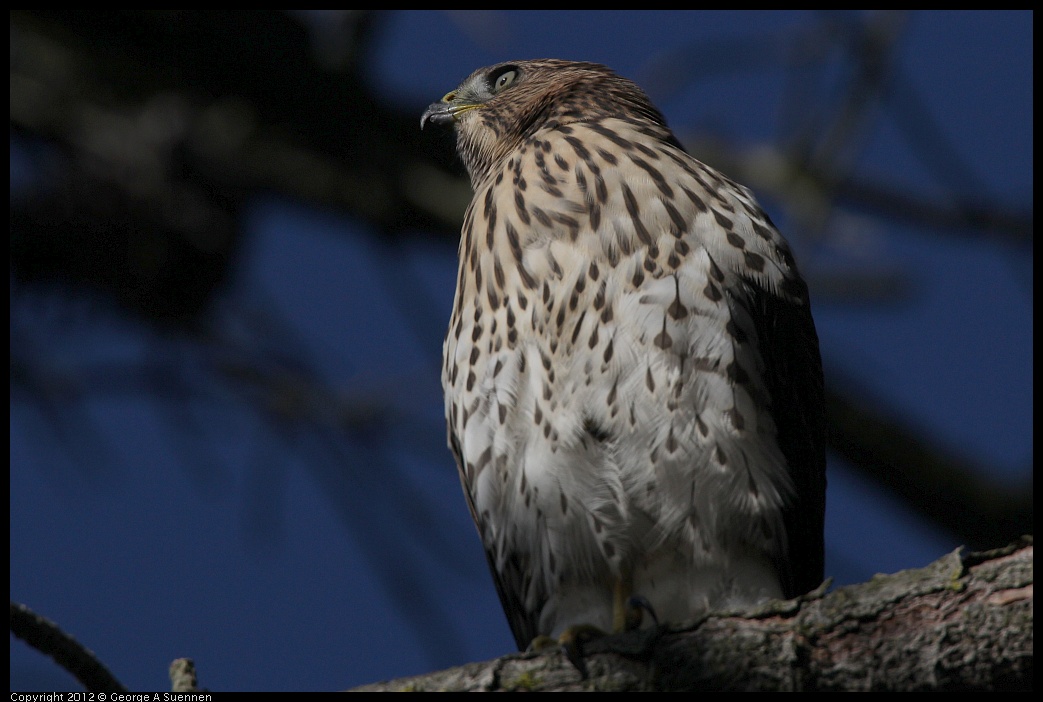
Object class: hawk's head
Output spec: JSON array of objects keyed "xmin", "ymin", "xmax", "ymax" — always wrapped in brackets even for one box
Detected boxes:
[{"xmin": 422, "ymin": 59, "xmax": 672, "ymax": 186}]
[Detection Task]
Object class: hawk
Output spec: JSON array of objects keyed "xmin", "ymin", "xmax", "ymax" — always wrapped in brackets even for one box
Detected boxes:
[{"xmin": 422, "ymin": 59, "xmax": 826, "ymax": 652}]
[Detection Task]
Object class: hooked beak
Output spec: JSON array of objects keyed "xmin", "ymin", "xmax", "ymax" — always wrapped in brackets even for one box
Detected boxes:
[{"xmin": 420, "ymin": 91, "xmax": 481, "ymax": 129}]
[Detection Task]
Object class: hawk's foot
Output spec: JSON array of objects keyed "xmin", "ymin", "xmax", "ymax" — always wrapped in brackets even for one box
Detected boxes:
[
  {"xmin": 527, "ymin": 625, "xmax": 606, "ymax": 679},
  {"xmin": 528, "ymin": 596, "xmax": 659, "ymax": 678}
]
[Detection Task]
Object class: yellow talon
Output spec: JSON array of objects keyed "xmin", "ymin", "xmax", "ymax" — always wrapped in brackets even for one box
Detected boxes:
[{"xmin": 528, "ymin": 574, "xmax": 660, "ymax": 679}]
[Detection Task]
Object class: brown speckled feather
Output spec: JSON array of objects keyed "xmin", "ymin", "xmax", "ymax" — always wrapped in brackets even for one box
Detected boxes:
[{"xmin": 424, "ymin": 59, "xmax": 826, "ymax": 649}]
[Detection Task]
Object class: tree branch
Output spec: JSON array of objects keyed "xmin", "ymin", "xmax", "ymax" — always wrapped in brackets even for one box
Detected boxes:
[
  {"xmin": 351, "ymin": 538, "xmax": 1032, "ymax": 691},
  {"xmin": 9, "ymin": 601, "xmax": 129, "ymax": 693}
]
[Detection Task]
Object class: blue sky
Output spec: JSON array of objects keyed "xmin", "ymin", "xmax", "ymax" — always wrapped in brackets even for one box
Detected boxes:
[{"xmin": 10, "ymin": 10, "xmax": 1032, "ymax": 691}]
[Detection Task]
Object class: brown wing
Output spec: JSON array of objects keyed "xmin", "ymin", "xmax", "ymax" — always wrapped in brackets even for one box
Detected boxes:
[
  {"xmin": 736, "ymin": 267, "xmax": 826, "ymax": 598},
  {"xmin": 448, "ymin": 432, "xmax": 538, "ymax": 649}
]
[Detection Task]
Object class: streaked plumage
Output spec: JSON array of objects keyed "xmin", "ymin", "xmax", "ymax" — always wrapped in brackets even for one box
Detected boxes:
[{"xmin": 422, "ymin": 59, "xmax": 826, "ymax": 650}]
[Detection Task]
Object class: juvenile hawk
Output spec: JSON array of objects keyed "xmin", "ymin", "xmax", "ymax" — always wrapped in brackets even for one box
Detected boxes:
[{"xmin": 422, "ymin": 59, "xmax": 826, "ymax": 651}]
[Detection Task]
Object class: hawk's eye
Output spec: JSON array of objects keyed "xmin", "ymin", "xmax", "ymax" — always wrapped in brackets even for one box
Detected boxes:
[{"xmin": 490, "ymin": 67, "xmax": 518, "ymax": 94}]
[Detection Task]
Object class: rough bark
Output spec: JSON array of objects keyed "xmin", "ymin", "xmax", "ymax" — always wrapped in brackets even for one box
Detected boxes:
[{"xmin": 351, "ymin": 538, "xmax": 1033, "ymax": 691}]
